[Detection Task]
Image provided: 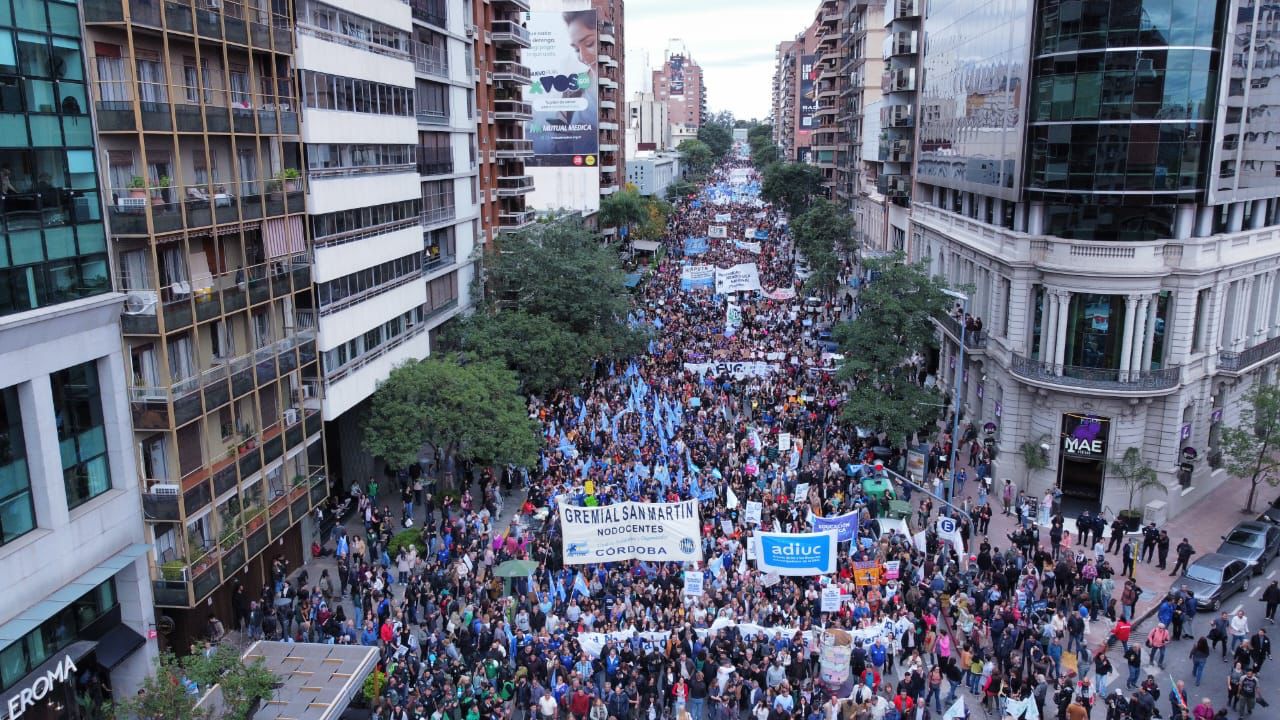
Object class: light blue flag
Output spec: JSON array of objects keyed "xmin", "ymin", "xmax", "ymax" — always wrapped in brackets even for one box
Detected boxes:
[
  {"xmin": 576, "ymin": 400, "xmax": 587, "ymax": 426},
  {"xmin": 690, "ymin": 472, "xmax": 701, "ymax": 499},
  {"xmin": 573, "ymin": 571, "xmax": 591, "ymax": 598}
]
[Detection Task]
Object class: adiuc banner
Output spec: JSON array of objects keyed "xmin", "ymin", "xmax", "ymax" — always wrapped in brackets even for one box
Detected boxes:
[
  {"xmin": 708, "ymin": 225, "xmax": 728, "ymax": 238},
  {"xmin": 680, "ymin": 264, "xmax": 714, "ymax": 291},
  {"xmin": 715, "ymin": 263, "xmax": 762, "ymax": 294},
  {"xmin": 560, "ymin": 499, "xmax": 702, "ymax": 564},
  {"xmin": 524, "ymin": 9, "xmax": 599, "ymax": 167},
  {"xmin": 682, "ymin": 361, "xmax": 778, "ymax": 380},
  {"xmin": 753, "ymin": 530, "xmax": 838, "ymax": 576},
  {"xmin": 810, "ymin": 511, "xmax": 859, "ymax": 542}
]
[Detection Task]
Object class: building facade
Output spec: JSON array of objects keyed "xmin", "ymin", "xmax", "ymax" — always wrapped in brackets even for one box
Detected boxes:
[
  {"xmin": 627, "ymin": 90, "xmax": 670, "ymax": 154},
  {"xmin": 650, "ymin": 43, "xmax": 704, "ymax": 139},
  {"xmin": 0, "ymin": 0, "xmax": 156, "ymax": 708},
  {"xmin": 625, "ymin": 153, "xmax": 679, "ymax": 197},
  {"xmin": 83, "ymin": 0, "xmax": 328, "ymax": 648},
  {"xmin": 912, "ymin": 0, "xmax": 1277, "ymax": 518}
]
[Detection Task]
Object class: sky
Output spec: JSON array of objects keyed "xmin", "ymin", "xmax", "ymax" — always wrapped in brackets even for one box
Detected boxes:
[{"xmin": 622, "ymin": 0, "xmax": 818, "ymax": 122}]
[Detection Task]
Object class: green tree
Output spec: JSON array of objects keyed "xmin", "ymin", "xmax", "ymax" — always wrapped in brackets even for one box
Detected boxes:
[
  {"xmin": 678, "ymin": 139, "xmax": 714, "ymax": 177},
  {"xmin": 747, "ymin": 124, "xmax": 773, "ymax": 146},
  {"xmin": 634, "ymin": 195, "xmax": 673, "ymax": 241},
  {"xmin": 762, "ymin": 162, "xmax": 824, "ymax": 217},
  {"xmin": 453, "ymin": 310, "xmax": 592, "ymax": 397},
  {"xmin": 111, "ymin": 647, "xmax": 279, "ymax": 720},
  {"xmin": 599, "ymin": 185, "xmax": 647, "ymax": 237},
  {"xmin": 791, "ymin": 198, "xmax": 854, "ymax": 260},
  {"xmin": 835, "ymin": 253, "xmax": 952, "ymax": 444},
  {"xmin": 665, "ymin": 178, "xmax": 699, "ymax": 202},
  {"xmin": 697, "ymin": 122, "xmax": 733, "ymax": 159},
  {"xmin": 750, "ymin": 143, "xmax": 779, "ymax": 168},
  {"xmin": 1220, "ymin": 381, "xmax": 1280, "ymax": 512},
  {"xmin": 1106, "ymin": 446, "xmax": 1165, "ymax": 516},
  {"xmin": 363, "ymin": 354, "xmax": 540, "ymax": 473}
]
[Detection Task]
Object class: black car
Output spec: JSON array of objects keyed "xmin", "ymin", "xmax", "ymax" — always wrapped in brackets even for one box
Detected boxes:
[
  {"xmin": 1259, "ymin": 495, "xmax": 1280, "ymax": 525},
  {"xmin": 1170, "ymin": 553, "xmax": 1253, "ymax": 610},
  {"xmin": 1216, "ymin": 520, "xmax": 1280, "ymax": 574}
]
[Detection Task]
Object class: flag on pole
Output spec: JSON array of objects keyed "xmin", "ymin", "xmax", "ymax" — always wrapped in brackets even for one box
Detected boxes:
[
  {"xmin": 572, "ymin": 571, "xmax": 591, "ymax": 598},
  {"xmin": 942, "ymin": 698, "xmax": 970, "ymax": 720}
]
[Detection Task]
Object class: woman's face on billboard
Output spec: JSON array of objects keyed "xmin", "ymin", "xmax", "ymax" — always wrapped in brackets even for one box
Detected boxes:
[{"xmin": 568, "ymin": 17, "xmax": 598, "ymax": 67}]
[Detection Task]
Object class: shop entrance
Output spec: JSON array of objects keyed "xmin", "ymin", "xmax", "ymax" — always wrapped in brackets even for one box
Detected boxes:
[{"xmin": 1057, "ymin": 412, "xmax": 1110, "ymax": 514}]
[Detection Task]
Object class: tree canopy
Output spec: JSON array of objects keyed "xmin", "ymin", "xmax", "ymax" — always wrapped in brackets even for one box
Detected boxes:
[
  {"xmin": 791, "ymin": 198, "xmax": 853, "ymax": 297},
  {"xmin": 363, "ymin": 354, "xmax": 540, "ymax": 471},
  {"xmin": 678, "ymin": 139, "xmax": 714, "ymax": 177},
  {"xmin": 762, "ymin": 162, "xmax": 824, "ymax": 217},
  {"xmin": 835, "ymin": 253, "xmax": 952, "ymax": 443},
  {"xmin": 665, "ymin": 178, "xmax": 699, "ymax": 202},
  {"xmin": 110, "ymin": 647, "xmax": 277, "ymax": 720},
  {"xmin": 697, "ymin": 122, "xmax": 733, "ymax": 159},
  {"xmin": 1220, "ymin": 381, "xmax": 1280, "ymax": 512},
  {"xmin": 599, "ymin": 185, "xmax": 647, "ymax": 234}
]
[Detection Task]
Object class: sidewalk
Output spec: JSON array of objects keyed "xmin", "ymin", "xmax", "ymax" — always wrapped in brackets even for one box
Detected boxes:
[{"xmin": 954, "ymin": 468, "xmax": 1263, "ymax": 645}]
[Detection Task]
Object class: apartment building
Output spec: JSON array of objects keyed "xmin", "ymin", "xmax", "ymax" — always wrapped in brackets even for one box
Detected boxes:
[
  {"xmin": 0, "ymin": 1, "xmax": 158, "ymax": 708},
  {"xmin": 770, "ymin": 39, "xmax": 796, "ymax": 157},
  {"xmin": 913, "ymin": 0, "xmax": 1278, "ymax": 518},
  {"xmin": 650, "ymin": 43, "xmax": 704, "ymax": 140},
  {"xmin": 82, "ymin": 0, "xmax": 327, "ymax": 649},
  {"xmin": 474, "ymin": 0, "xmax": 537, "ymax": 242},
  {"xmin": 627, "ymin": 90, "xmax": 670, "ymax": 154},
  {"xmin": 770, "ymin": 22, "xmax": 820, "ymax": 164},
  {"xmin": 593, "ymin": 0, "xmax": 623, "ymax": 207}
]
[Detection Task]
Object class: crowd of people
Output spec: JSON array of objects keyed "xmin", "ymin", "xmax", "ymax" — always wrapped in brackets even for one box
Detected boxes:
[{"xmin": 245, "ymin": 152, "xmax": 1272, "ymax": 720}]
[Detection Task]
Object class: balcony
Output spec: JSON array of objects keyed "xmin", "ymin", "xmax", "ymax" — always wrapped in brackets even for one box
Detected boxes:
[
  {"xmin": 107, "ymin": 179, "xmax": 303, "ymax": 237},
  {"xmin": 492, "ymin": 60, "xmax": 532, "ymax": 85},
  {"xmin": 494, "ymin": 0, "xmax": 531, "ymax": 9},
  {"xmin": 934, "ymin": 313, "xmax": 987, "ymax": 351},
  {"xmin": 1218, "ymin": 335, "xmax": 1280, "ymax": 375},
  {"xmin": 894, "ymin": 0, "xmax": 922, "ymax": 19},
  {"xmin": 1010, "ymin": 353, "xmax": 1181, "ymax": 393},
  {"xmin": 142, "ymin": 490, "xmax": 180, "ymax": 522},
  {"xmin": 417, "ymin": 110, "xmax": 450, "ymax": 126},
  {"xmin": 151, "ymin": 467, "xmax": 325, "ymax": 608},
  {"xmin": 494, "ymin": 99, "xmax": 533, "ymax": 121},
  {"xmin": 498, "ymin": 209, "xmax": 536, "ymax": 232},
  {"xmin": 494, "ymin": 138, "xmax": 534, "ymax": 158},
  {"xmin": 417, "ymin": 148, "xmax": 454, "ymax": 176},
  {"xmin": 411, "ymin": 0, "xmax": 447, "ymax": 28},
  {"xmin": 496, "ymin": 175, "xmax": 534, "ymax": 197},
  {"xmin": 490, "ymin": 20, "xmax": 531, "ymax": 48},
  {"xmin": 421, "ymin": 206, "xmax": 457, "ymax": 228},
  {"xmin": 412, "ymin": 41, "xmax": 449, "ymax": 79}
]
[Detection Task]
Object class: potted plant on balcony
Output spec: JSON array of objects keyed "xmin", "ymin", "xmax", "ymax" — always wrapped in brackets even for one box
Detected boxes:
[
  {"xmin": 1106, "ymin": 446, "xmax": 1164, "ymax": 532},
  {"xmin": 153, "ymin": 175, "xmax": 171, "ymax": 205},
  {"xmin": 281, "ymin": 167, "xmax": 300, "ymax": 192},
  {"xmin": 160, "ymin": 559, "xmax": 186, "ymax": 582},
  {"xmin": 128, "ymin": 175, "xmax": 147, "ymax": 199}
]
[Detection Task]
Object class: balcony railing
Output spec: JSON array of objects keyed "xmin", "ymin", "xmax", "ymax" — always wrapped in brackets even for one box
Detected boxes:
[
  {"xmin": 490, "ymin": 20, "xmax": 531, "ymax": 47},
  {"xmin": 494, "ymin": 138, "xmax": 534, "ymax": 157},
  {"xmin": 494, "ymin": 99, "xmax": 533, "ymax": 120},
  {"xmin": 492, "ymin": 60, "xmax": 532, "ymax": 84},
  {"xmin": 107, "ymin": 178, "xmax": 304, "ymax": 236},
  {"xmin": 1218, "ymin": 335, "xmax": 1280, "ymax": 373},
  {"xmin": 496, "ymin": 175, "xmax": 534, "ymax": 196},
  {"xmin": 498, "ymin": 209, "xmax": 536, "ymax": 232},
  {"xmin": 421, "ymin": 206, "xmax": 456, "ymax": 227},
  {"xmin": 417, "ymin": 109, "xmax": 450, "ymax": 126},
  {"xmin": 412, "ymin": 41, "xmax": 449, "ymax": 78},
  {"xmin": 934, "ymin": 313, "xmax": 987, "ymax": 350},
  {"xmin": 1009, "ymin": 353, "xmax": 1181, "ymax": 391}
]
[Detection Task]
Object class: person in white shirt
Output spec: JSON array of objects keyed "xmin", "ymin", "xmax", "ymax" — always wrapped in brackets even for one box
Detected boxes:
[
  {"xmin": 536, "ymin": 689, "xmax": 558, "ymax": 718},
  {"xmin": 1230, "ymin": 610, "xmax": 1250, "ymax": 653}
]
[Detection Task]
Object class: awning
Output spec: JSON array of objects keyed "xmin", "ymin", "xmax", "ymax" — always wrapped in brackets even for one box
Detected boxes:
[
  {"xmin": 95, "ymin": 624, "xmax": 146, "ymax": 669},
  {"xmin": 632, "ymin": 239, "xmax": 662, "ymax": 253},
  {"xmin": 623, "ymin": 273, "xmax": 642, "ymax": 288}
]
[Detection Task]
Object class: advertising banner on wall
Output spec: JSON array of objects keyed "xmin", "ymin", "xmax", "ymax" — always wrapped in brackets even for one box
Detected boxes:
[
  {"xmin": 799, "ymin": 55, "xmax": 818, "ymax": 132},
  {"xmin": 525, "ymin": 9, "xmax": 599, "ymax": 168},
  {"xmin": 753, "ymin": 531, "xmax": 838, "ymax": 576},
  {"xmin": 669, "ymin": 55, "xmax": 685, "ymax": 96},
  {"xmin": 1060, "ymin": 413, "xmax": 1110, "ymax": 459},
  {"xmin": 560, "ymin": 499, "xmax": 702, "ymax": 564}
]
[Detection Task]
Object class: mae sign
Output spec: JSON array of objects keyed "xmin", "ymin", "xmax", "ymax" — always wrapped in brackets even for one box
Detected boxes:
[
  {"xmin": 1060, "ymin": 413, "xmax": 1110, "ymax": 459},
  {"xmin": 4, "ymin": 653, "xmax": 78, "ymax": 719}
]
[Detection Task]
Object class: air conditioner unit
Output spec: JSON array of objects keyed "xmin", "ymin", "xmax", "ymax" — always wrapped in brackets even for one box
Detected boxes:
[
  {"xmin": 284, "ymin": 408, "xmax": 299, "ymax": 424},
  {"xmin": 151, "ymin": 483, "xmax": 180, "ymax": 496},
  {"xmin": 125, "ymin": 290, "xmax": 159, "ymax": 315},
  {"xmin": 117, "ymin": 196, "xmax": 147, "ymax": 209}
]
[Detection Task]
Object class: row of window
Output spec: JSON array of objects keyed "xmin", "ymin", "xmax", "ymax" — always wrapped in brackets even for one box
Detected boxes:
[
  {"xmin": 322, "ymin": 304, "xmax": 429, "ymax": 376},
  {"xmin": 1035, "ymin": 0, "xmax": 1221, "ymax": 54},
  {"xmin": 1026, "ymin": 123, "xmax": 1209, "ymax": 194},
  {"xmin": 317, "ymin": 252, "xmax": 422, "ymax": 309},
  {"xmin": 305, "ymin": 143, "xmax": 415, "ymax": 173},
  {"xmin": 0, "ymin": 360, "xmax": 112, "ymax": 550},
  {"xmin": 0, "ymin": 578, "xmax": 116, "ymax": 692},
  {"xmin": 1029, "ymin": 50, "xmax": 1217, "ymax": 123},
  {"xmin": 300, "ymin": 70, "xmax": 414, "ymax": 117},
  {"xmin": 297, "ymin": 0, "xmax": 410, "ymax": 57},
  {"xmin": 312, "ymin": 198, "xmax": 420, "ymax": 240},
  {"xmin": 0, "ymin": 251, "xmax": 109, "ymax": 317}
]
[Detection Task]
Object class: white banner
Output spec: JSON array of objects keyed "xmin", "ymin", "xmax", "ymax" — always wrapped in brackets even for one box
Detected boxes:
[
  {"xmin": 682, "ymin": 361, "xmax": 778, "ymax": 379},
  {"xmin": 734, "ymin": 240, "xmax": 762, "ymax": 254},
  {"xmin": 753, "ymin": 530, "xmax": 838, "ymax": 576},
  {"xmin": 708, "ymin": 225, "xmax": 728, "ymax": 238},
  {"xmin": 560, "ymin": 500, "xmax": 702, "ymax": 564},
  {"xmin": 683, "ymin": 570, "xmax": 704, "ymax": 596},
  {"xmin": 716, "ymin": 263, "xmax": 762, "ymax": 294},
  {"xmin": 744, "ymin": 501, "xmax": 763, "ymax": 524},
  {"xmin": 679, "ymin": 264, "xmax": 715, "ymax": 291},
  {"xmin": 778, "ymin": 433, "xmax": 792, "ymax": 452},
  {"xmin": 714, "ymin": 213, "xmax": 732, "ymax": 223},
  {"xmin": 821, "ymin": 587, "xmax": 842, "ymax": 612}
]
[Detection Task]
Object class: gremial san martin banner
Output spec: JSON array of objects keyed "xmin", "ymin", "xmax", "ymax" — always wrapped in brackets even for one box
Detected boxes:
[{"xmin": 560, "ymin": 499, "xmax": 702, "ymax": 564}]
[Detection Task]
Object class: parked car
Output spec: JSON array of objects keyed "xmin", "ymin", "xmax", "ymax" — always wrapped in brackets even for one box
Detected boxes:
[
  {"xmin": 803, "ymin": 296, "xmax": 823, "ymax": 313},
  {"xmin": 1258, "ymin": 495, "xmax": 1280, "ymax": 525},
  {"xmin": 1170, "ymin": 553, "xmax": 1253, "ymax": 610},
  {"xmin": 1215, "ymin": 520, "xmax": 1280, "ymax": 574}
]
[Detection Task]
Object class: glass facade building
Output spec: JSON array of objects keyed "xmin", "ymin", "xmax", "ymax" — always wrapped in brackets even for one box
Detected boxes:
[
  {"xmin": 0, "ymin": 0, "xmax": 109, "ymax": 316},
  {"xmin": 1025, "ymin": 0, "xmax": 1225, "ymax": 240},
  {"xmin": 0, "ymin": 384, "xmax": 33, "ymax": 546}
]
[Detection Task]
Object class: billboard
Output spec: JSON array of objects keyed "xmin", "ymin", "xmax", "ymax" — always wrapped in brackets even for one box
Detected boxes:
[
  {"xmin": 524, "ymin": 9, "xmax": 599, "ymax": 168},
  {"xmin": 669, "ymin": 55, "xmax": 685, "ymax": 96},
  {"xmin": 799, "ymin": 54, "xmax": 818, "ymax": 132}
]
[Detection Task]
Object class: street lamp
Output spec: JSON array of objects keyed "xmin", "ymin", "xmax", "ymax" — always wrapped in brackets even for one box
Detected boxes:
[{"xmin": 941, "ymin": 288, "xmax": 969, "ymax": 507}]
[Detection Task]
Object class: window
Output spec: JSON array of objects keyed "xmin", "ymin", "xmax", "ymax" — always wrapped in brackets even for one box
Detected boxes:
[
  {"xmin": 311, "ymin": 198, "xmax": 421, "ymax": 241},
  {"xmin": 300, "ymin": 71, "xmax": 412, "ymax": 116},
  {"xmin": 317, "ymin": 252, "xmax": 423, "ymax": 310},
  {"xmin": 0, "ymin": 386, "xmax": 35, "ymax": 546},
  {"xmin": 51, "ymin": 361, "xmax": 112, "ymax": 509},
  {"xmin": 0, "ymin": 578, "xmax": 116, "ymax": 692},
  {"xmin": 304, "ymin": 143, "xmax": 414, "ymax": 175}
]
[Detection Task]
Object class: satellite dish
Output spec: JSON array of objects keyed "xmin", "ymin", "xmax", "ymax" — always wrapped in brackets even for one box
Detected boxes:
[{"xmin": 156, "ymin": 615, "xmax": 176, "ymax": 635}]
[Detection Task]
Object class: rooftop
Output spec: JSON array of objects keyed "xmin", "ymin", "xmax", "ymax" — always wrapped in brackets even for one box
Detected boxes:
[{"xmin": 197, "ymin": 641, "xmax": 378, "ymax": 720}]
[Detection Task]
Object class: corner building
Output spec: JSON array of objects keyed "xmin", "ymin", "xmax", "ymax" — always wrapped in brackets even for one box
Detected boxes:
[
  {"xmin": 912, "ymin": 0, "xmax": 1279, "ymax": 518},
  {"xmin": 0, "ymin": 0, "xmax": 157, "ymax": 706},
  {"xmin": 82, "ymin": 0, "xmax": 327, "ymax": 649}
]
